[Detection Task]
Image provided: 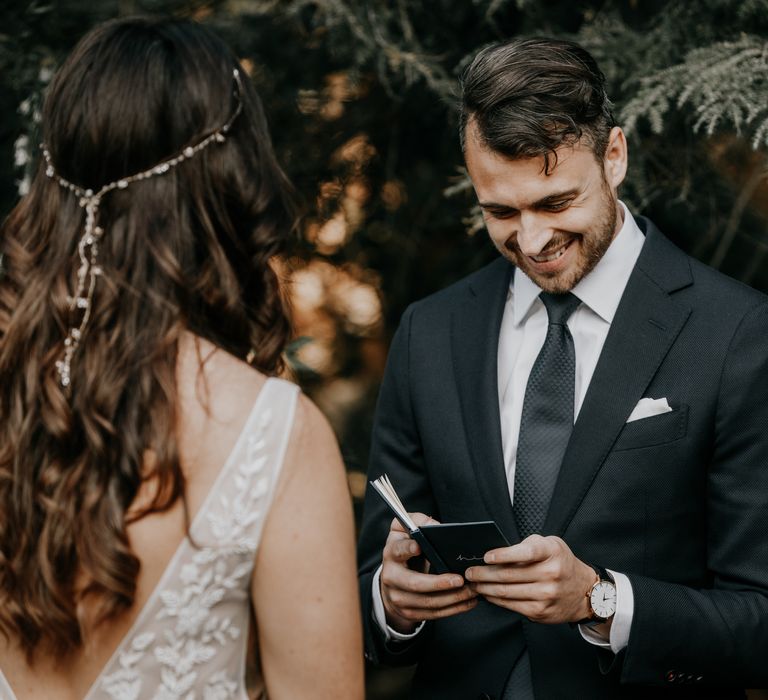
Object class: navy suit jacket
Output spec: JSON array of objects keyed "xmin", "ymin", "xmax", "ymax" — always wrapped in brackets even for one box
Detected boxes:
[{"xmin": 358, "ymin": 218, "xmax": 768, "ymax": 699}]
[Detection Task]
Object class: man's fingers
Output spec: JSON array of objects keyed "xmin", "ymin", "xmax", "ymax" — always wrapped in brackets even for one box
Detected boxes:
[
  {"xmin": 389, "ymin": 517, "xmax": 407, "ymax": 533},
  {"xmin": 389, "ymin": 512, "xmax": 440, "ymax": 534},
  {"xmin": 469, "ymin": 581, "xmax": 545, "ymax": 601},
  {"xmin": 382, "ymin": 562, "xmax": 464, "ymax": 594},
  {"xmin": 482, "ymin": 595, "xmax": 561, "ymax": 623},
  {"xmin": 385, "ymin": 536, "xmax": 421, "ymax": 563},
  {"xmin": 482, "ymin": 595, "xmax": 525, "ymax": 614},
  {"xmin": 381, "ymin": 560, "xmax": 473, "ymax": 626},
  {"xmin": 484, "ymin": 535, "xmax": 554, "ymax": 565},
  {"xmin": 464, "ymin": 563, "xmax": 539, "ymax": 584},
  {"xmin": 392, "ymin": 596, "xmax": 479, "ymax": 622},
  {"xmin": 409, "ymin": 512, "xmax": 440, "ymax": 527},
  {"xmin": 387, "ymin": 584, "xmax": 477, "ymax": 611}
]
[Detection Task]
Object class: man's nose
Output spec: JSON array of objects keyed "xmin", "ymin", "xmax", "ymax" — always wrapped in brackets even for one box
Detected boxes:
[{"xmin": 515, "ymin": 211, "xmax": 554, "ymax": 256}]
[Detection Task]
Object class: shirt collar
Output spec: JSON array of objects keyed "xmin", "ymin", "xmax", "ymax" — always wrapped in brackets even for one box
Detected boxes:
[{"xmin": 511, "ymin": 200, "xmax": 645, "ymax": 326}]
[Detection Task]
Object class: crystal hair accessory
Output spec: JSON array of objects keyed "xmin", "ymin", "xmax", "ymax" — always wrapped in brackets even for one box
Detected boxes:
[{"xmin": 43, "ymin": 68, "xmax": 244, "ymax": 389}]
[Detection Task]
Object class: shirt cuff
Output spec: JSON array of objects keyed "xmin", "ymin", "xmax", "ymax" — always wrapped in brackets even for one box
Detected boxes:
[
  {"xmin": 372, "ymin": 565, "xmax": 425, "ymax": 641},
  {"xmin": 578, "ymin": 569, "xmax": 634, "ymax": 654}
]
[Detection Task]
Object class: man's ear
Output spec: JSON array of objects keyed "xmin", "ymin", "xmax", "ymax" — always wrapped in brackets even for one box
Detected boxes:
[{"xmin": 603, "ymin": 126, "xmax": 628, "ymax": 189}]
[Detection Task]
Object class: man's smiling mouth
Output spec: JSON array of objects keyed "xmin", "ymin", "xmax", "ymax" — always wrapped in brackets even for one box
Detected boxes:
[{"xmin": 529, "ymin": 239, "xmax": 573, "ymax": 263}]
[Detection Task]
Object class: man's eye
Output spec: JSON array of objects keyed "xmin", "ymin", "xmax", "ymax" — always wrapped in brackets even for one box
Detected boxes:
[
  {"xmin": 485, "ymin": 209, "xmax": 518, "ymax": 219},
  {"xmin": 542, "ymin": 200, "xmax": 570, "ymax": 212}
]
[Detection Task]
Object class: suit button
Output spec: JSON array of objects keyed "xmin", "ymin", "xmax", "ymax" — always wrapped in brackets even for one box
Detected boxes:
[
  {"xmin": 696, "ymin": 675, "xmax": 704, "ymax": 683},
  {"xmin": 665, "ymin": 670, "xmax": 677, "ymax": 683}
]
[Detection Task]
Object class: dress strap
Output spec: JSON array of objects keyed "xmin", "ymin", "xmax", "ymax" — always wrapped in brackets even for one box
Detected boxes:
[{"xmin": 191, "ymin": 376, "xmax": 300, "ymax": 548}]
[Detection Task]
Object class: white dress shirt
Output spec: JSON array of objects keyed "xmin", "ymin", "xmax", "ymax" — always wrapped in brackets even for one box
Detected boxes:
[{"xmin": 373, "ymin": 201, "xmax": 645, "ymax": 654}]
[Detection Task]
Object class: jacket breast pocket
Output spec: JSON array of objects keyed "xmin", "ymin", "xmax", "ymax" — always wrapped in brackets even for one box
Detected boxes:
[{"xmin": 612, "ymin": 404, "xmax": 689, "ymax": 451}]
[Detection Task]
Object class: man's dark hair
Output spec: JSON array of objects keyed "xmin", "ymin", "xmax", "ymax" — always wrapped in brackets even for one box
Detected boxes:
[{"xmin": 459, "ymin": 37, "xmax": 615, "ymax": 171}]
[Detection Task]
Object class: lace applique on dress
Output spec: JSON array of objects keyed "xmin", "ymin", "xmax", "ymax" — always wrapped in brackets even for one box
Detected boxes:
[{"xmin": 87, "ymin": 378, "xmax": 298, "ymax": 700}]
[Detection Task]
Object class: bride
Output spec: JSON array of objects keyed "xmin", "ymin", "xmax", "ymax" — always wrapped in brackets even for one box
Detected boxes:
[{"xmin": 0, "ymin": 16, "xmax": 363, "ymax": 699}]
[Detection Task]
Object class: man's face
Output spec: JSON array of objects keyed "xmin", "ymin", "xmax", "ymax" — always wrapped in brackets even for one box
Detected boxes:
[{"xmin": 464, "ymin": 122, "xmax": 628, "ymax": 294}]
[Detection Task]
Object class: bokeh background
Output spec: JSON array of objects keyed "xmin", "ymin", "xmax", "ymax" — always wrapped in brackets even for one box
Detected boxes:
[{"xmin": 1, "ymin": 1, "xmax": 767, "ymax": 697}]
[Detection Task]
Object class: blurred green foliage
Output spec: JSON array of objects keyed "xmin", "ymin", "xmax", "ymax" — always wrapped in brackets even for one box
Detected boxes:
[
  {"xmin": 5, "ymin": 1, "xmax": 766, "ymax": 313},
  {"xmin": 1, "ymin": 2, "xmax": 767, "ymax": 697}
]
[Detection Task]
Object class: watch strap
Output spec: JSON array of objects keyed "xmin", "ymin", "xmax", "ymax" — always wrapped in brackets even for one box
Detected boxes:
[{"xmin": 591, "ymin": 564, "xmax": 613, "ymax": 584}]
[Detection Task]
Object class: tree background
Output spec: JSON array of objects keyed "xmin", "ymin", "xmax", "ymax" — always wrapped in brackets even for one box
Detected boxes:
[{"xmin": 1, "ymin": 1, "xmax": 767, "ymax": 697}]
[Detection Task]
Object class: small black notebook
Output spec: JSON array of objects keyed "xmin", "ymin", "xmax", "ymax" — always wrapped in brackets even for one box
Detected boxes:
[{"xmin": 370, "ymin": 474, "xmax": 510, "ymax": 575}]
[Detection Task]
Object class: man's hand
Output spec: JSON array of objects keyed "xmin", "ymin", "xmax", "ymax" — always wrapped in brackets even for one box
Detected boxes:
[
  {"xmin": 380, "ymin": 512, "xmax": 478, "ymax": 634},
  {"xmin": 464, "ymin": 534, "xmax": 599, "ymax": 625}
]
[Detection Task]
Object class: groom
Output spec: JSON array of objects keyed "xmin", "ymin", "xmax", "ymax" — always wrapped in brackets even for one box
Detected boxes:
[{"xmin": 358, "ymin": 37, "xmax": 768, "ymax": 699}]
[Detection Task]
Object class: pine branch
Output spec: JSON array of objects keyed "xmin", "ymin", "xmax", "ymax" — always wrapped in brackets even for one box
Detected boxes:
[{"xmin": 622, "ymin": 36, "xmax": 768, "ymax": 149}]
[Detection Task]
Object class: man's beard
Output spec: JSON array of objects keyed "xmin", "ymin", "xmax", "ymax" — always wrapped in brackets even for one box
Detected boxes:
[{"xmin": 498, "ymin": 187, "xmax": 618, "ymax": 294}]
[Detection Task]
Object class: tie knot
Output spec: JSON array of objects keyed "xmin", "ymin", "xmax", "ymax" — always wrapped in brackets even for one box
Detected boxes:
[{"xmin": 539, "ymin": 291, "xmax": 581, "ymax": 325}]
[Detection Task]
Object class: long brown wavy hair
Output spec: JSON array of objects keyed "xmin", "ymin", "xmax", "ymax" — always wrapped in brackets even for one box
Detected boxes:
[{"xmin": 0, "ymin": 17, "xmax": 296, "ymax": 661}]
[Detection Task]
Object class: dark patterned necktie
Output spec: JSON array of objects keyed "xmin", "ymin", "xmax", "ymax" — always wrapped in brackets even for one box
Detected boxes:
[{"xmin": 513, "ymin": 291, "xmax": 581, "ymax": 539}]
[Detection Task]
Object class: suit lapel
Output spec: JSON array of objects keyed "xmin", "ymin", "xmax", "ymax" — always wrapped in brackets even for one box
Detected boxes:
[
  {"xmin": 543, "ymin": 220, "xmax": 693, "ymax": 536},
  {"xmin": 451, "ymin": 258, "xmax": 521, "ymax": 544}
]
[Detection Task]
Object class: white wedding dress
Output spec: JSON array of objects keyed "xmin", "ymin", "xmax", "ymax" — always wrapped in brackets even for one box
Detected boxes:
[{"xmin": 0, "ymin": 377, "xmax": 298, "ymax": 700}]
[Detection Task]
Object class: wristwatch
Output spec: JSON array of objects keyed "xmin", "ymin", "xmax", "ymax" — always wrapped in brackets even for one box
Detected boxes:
[{"xmin": 580, "ymin": 565, "xmax": 617, "ymax": 626}]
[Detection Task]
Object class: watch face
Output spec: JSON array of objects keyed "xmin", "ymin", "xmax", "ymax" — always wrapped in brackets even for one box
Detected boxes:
[{"xmin": 590, "ymin": 581, "xmax": 617, "ymax": 619}]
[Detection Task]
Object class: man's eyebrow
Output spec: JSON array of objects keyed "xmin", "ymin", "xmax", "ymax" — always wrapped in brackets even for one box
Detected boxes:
[
  {"xmin": 478, "ymin": 201, "xmax": 517, "ymax": 210},
  {"xmin": 531, "ymin": 189, "xmax": 580, "ymax": 207},
  {"xmin": 478, "ymin": 189, "xmax": 580, "ymax": 211}
]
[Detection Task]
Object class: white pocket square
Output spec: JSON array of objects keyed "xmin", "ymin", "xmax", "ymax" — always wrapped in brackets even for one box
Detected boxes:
[{"xmin": 626, "ymin": 397, "xmax": 673, "ymax": 423}]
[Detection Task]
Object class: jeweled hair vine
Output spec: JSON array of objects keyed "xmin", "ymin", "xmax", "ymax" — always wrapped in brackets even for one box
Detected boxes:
[{"xmin": 43, "ymin": 68, "xmax": 244, "ymax": 389}]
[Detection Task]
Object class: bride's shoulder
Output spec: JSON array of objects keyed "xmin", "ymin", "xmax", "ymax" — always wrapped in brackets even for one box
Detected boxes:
[{"xmin": 174, "ymin": 333, "xmax": 338, "ymax": 471}]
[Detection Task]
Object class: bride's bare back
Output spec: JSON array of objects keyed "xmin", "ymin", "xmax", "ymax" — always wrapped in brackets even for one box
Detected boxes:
[{"xmin": 0, "ymin": 335, "xmax": 363, "ymax": 699}]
